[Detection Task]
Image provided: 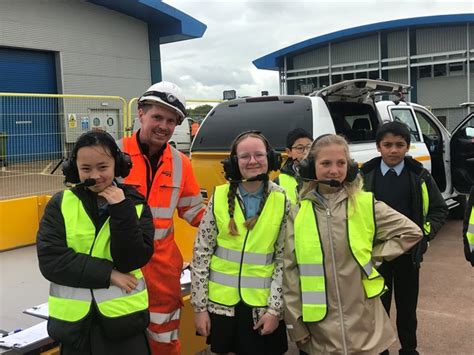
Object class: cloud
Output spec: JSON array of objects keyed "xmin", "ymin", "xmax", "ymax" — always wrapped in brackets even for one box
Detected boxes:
[{"xmin": 161, "ymin": 0, "xmax": 474, "ymax": 99}]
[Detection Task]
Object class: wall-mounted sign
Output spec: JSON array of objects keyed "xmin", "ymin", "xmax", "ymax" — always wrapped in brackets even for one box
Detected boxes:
[{"xmin": 68, "ymin": 114, "xmax": 77, "ymax": 128}]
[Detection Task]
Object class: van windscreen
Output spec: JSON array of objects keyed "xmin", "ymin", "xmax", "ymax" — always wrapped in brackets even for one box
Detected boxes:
[{"xmin": 192, "ymin": 97, "xmax": 312, "ymax": 151}]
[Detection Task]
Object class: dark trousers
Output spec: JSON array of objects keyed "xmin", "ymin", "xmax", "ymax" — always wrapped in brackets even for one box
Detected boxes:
[{"xmin": 378, "ymin": 253, "xmax": 419, "ymax": 354}]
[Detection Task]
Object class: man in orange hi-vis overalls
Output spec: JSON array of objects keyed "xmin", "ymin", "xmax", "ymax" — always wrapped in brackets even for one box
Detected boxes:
[{"xmin": 118, "ymin": 81, "xmax": 204, "ymax": 355}]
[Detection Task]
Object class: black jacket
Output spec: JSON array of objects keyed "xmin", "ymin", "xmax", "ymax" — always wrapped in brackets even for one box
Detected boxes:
[
  {"xmin": 274, "ymin": 158, "xmax": 303, "ymax": 190},
  {"xmin": 360, "ymin": 156, "xmax": 448, "ymax": 267},
  {"xmin": 37, "ymin": 183, "xmax": 154, "ymax": 349},
  {"xmin": 463, "ymin": 186, "xmax": 474, "ymax": 266}
]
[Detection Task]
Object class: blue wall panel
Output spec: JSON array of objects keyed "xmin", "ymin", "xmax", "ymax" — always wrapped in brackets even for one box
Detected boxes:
[{"xmin": 0, "ymin": 47, "xmax": 59, "ymax": 163}]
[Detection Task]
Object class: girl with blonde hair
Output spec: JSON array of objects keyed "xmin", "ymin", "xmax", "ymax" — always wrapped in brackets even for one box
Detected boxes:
[{"xmin": 284, "ymin": 134, "xmax": 422, "ymax": 354}]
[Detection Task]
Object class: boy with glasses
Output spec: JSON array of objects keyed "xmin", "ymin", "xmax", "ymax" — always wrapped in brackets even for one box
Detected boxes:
[{"xmin": 275, "ymin": 128, "xmax": 313, "ymax": 204}]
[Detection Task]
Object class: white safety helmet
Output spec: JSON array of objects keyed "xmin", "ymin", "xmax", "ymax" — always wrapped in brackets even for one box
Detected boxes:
[{"xmin": 138, "ymin": 81, "xmax": 187, "ymax": 124}]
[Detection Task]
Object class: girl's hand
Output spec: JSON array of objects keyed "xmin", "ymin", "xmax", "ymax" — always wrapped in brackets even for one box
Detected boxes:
[
  {"xmin": 98, "ymin": 185, "xmax": 125, "ymax": 205},
  {"xmin": 110, "ymin": 270, "xmax": 138, "ymax": 293},
  {"xmin": 253, "ymin": 312, "xmax": 279, "ymax": 335},
  {"xmin": 194, "ymin": 311, "xmax": 211, "ymax": 337}
]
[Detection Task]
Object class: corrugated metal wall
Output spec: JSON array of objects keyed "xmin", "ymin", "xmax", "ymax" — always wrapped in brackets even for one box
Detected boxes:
[
  {"xmin": 388, "ymin": 69, "xmax": 408, "ymax": 85},
  {"xmin": 293, "ymin": 46, "xmax": 329, "ymax": 69},
  {"xmin": 416, "ymin": 26, "xmax": 466, "ymax": 54},
  {"xmin": 331, "ymin": 35, "xmax": 378, "ymax": 64},
  {"xmin": 432, "ymin": 107, "xmax": 468, "ymax": 131},
  {"xmin": 417, "ymin": 76, "xmax": 467, "ymax": 108},
  {"xmin": 387, "ymin": 30, "xmax": 407, "ymax": 58},
  {"xmin": 0, "ymin": 0, "xmax": 151, "ymax": 99},
  {"xmin": 470, "ymin": 25, "xmax": 474, "ymax": 47}
]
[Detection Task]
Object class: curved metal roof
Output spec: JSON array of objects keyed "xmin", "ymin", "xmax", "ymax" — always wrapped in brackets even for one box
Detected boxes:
[
  {"xmin": 87, "ymin": 0, "xmax": 206, "ymax": 44},
  {"xmin": 253, "ymin": 13, "xmax": 474, "ymax": 70}
]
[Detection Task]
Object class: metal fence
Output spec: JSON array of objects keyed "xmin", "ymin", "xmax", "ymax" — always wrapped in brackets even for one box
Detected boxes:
[
  {"xmin": 0, "ymin": 93, "xmax": 127, "ymax": 200},
  {"xmin": 0, "ymin": 95, "xmax": 221, "ymax": 200}
]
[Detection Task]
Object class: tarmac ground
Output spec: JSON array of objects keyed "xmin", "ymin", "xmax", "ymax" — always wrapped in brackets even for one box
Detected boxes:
[{"xmin": 0, "ymin": 219, "xmax": 472, "ymax": 354}]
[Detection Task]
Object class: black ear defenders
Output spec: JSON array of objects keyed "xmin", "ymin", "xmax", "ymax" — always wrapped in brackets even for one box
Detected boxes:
[
  {"xmin": 298, "ymin": 134, "xmax": 359, "ymax": 184},
  {"xmin": 62, "ymin": 131, "xmax": 133, "ymax": 184},
  {"xmin": 222, "ymin": 130, "xmax": 282, "ymax": 181}
]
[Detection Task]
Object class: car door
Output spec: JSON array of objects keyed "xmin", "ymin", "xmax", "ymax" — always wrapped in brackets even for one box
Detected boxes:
[{"xmin": 450, "ymin": 113, "xmax": 474, "ymax": 194}]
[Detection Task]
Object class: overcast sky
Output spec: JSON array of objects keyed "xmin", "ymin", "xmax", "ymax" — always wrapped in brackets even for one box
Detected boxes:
[{"xmin": 160, "ymin": 0, "xmax": 473, "ymax": 102}]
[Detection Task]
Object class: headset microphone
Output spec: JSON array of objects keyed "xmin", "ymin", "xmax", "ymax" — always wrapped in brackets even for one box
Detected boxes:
[
  {"xmin": 64, "ymin": 178, "xmax": 97, "ymax": 188},
  {"xmin": 227, "ymin": 173, "xmax": 269, "ymax": 183},
  {"xmin": 300, "ymin": 177, "xmax": 342, "ymax": 187},
  {"xmin": 320, "ymin": 179, "xmax": 342, "ymax": 187}
]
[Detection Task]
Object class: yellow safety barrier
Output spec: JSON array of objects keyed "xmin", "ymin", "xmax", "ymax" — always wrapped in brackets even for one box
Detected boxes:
[{"xmin": 0, "ymin": 195, "xmax": 50, "ymax": 251}]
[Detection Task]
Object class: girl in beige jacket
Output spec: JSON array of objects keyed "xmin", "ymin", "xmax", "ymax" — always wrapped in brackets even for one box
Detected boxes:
[{"xmin": 283, "ymin": 134, "xmax": 422, "ymax": 355}]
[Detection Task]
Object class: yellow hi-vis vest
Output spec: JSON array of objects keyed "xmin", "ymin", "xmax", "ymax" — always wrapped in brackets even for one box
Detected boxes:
[
  {"xmin": 421, "ymin": 182, "xmax": 431, "ymax": 236},
  {"xmin": 279, "ymin": 173, "xmax": 298, "ymax": 204},
  {"xmin": 48, "ymin": 190, "xmax": 148, "ymax": 322},
  {"xmin": 466, "ymin": 206, "xmax": 474, "ymax": 253},
  {"xmin": 294, "ymin": 191, "xmax": 385, "ymax": 322},
  {"xmin": 208, "ymin": 184, "xmax": 285, "ymax": 307}
]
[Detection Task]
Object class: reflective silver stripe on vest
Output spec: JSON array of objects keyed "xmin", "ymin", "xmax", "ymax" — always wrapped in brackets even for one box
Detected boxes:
[
  {"xmin": 150, "ymin": 309, "xmax": 181, "ymax": 325},
  {"xmin": 147, "ymin": 329, "xmax": 179, "ymax": 343},
  {"xmin": 363, "ymin": 261, "xmax": 373, "ymax": 276},
  {"xmin": 210, "ymin": 270, "xmax": 272, "ymax": 289},
  {"xmin": 149, "ymin": 147, "xmax": 183, "ymax": 219},
  {"xmin": 50, "ymin": 283, "xmax": 92, "ymax": 302},
  {"xmin": 182, "ymin": 203, "xmax": 204, "ymax": 224},
  {"xmin": 215, "ymin": 246, "xmax": 274, "ymax": 266},
  {"xmin": 298, "ymin": 264, "xmax": 324, "ymax": 276},
  {"xmin": 470, "ymin": 243, "xmax": 474, "ymax": 253},
  {"xmin": 154, "ymin": 226, "xmax": 174, "ymax": 240},
  {"xmin": 302, "ymin": 291, "xmax": 327, "ymax": 304},
  {"xmin": 177, "ymin": 194, "xmax": 202, "ymax": 207},
  {"xmin": 93, "ymin": 278, "xmax": 146, "ymax": 303},
  {"xmin": 468, "ymin": 223, "xmax": 474, "ymax": 234}
]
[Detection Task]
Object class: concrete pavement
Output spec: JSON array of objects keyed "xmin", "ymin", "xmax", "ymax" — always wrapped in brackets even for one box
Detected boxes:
[{"xmin": 1, "ymin": 220, "xmax": 472, "ymax": 354}]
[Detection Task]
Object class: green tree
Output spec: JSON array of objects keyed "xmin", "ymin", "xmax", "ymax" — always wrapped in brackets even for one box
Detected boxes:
[{"xmin": 187, "ymin": 104, "xmax": 213, "ymax": 121}]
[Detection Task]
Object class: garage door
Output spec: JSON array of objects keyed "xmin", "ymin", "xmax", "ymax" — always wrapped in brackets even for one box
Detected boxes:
[{"xmin": 0, "ymin": 47, "xmax": 60, "ymax": 163}]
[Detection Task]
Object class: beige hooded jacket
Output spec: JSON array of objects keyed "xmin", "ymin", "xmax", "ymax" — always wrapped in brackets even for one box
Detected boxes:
[{"xmin": 283, "ymin": 187, "xmax": 422, "ymax": 355}]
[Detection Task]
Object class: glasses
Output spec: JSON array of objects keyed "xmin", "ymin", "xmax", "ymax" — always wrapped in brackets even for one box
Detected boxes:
[
  {"xmin": 291, "ymin": 144, "xmax": 311, "ymax": 153},
  {"xmin": 237, "ymin": 151, "xmax": 267, "ymax": 163}
]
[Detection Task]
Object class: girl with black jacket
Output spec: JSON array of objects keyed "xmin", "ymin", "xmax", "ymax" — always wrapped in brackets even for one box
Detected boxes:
[{"xmin": 37, "ymin": 131, "xmax": 154, "ymax": 355}]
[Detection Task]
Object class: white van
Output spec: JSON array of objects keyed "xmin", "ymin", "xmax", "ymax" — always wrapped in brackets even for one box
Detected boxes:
[
  {"xmin": 133, "ymin": 116, "xmax": 191, "ymax": 153},
  {"xmin": 191, "ymin": 79, "xmax": 473, "ymax": 216}
]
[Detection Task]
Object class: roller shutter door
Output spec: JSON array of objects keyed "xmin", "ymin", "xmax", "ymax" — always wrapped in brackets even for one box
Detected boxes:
[{"xmin": 0, "ymin": 47, "xmax": 59, "ymax": 163}]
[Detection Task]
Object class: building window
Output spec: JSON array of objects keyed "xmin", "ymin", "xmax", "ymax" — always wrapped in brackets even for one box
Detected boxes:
[
  {"xmin": 433, "ymin": 64, "xmax": 446, "ymax": 77},
  {"xmin": 368, "ymin": 71, "xmax": 379, "ymax": 80},
  {"xmin": 448, "ymin": 62, "xmax": 464, "ymax": 76},
  {"xmin": 343, "ymin": 72, "xmax": 354, "ymax": 80},
  {"xmin": 320, "ymin": 76, "xmax": 329, "ymax": 88},
  {"xmin": 418, "ymin": 65, "xmax": 431, "ymax": 78},
  {"xmin": 355, "ymin": 71, "xmax": 367, "ymax": 79},
  {"xmin": 332, "ymin": 74, "xmax": 342, "ymax": 84}
]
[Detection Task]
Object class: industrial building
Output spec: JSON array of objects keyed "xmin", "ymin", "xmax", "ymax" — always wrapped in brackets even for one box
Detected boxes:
[
  {"xmin": 0, "ymin": 0, "xmax": 205, "ymax": 161},
  {"xmin": 253, "ymin": 14, "xmax": 474, "ymax": 130}
]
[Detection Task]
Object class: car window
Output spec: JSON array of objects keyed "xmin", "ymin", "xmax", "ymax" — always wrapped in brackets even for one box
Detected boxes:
[
  {"xmin": 390, "ymin": 108, "xmax": 421, "ymax": 142},
  {"xmin": 192, "ymin": 97, "xmax": 313, "ymax": 151},
  {"xmin": 327, "ymin": 102, "xmax": 379, "ymax": 143}
]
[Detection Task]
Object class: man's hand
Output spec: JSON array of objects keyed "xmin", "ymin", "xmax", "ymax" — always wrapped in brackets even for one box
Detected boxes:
[
  {"xmin": 253, "ymin": 312, "xmax": 279, "ymax": 336},
  {"xmin": 98, "ymin": 185, "xmax": 125, "ymax": 205},
  {"xmin": 194, "ymin": 311, "xmax": 211, "ymax": 337},
  {"xmin": 110, "ymin": 270, "xmax": 138, "ymax": 293}
]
